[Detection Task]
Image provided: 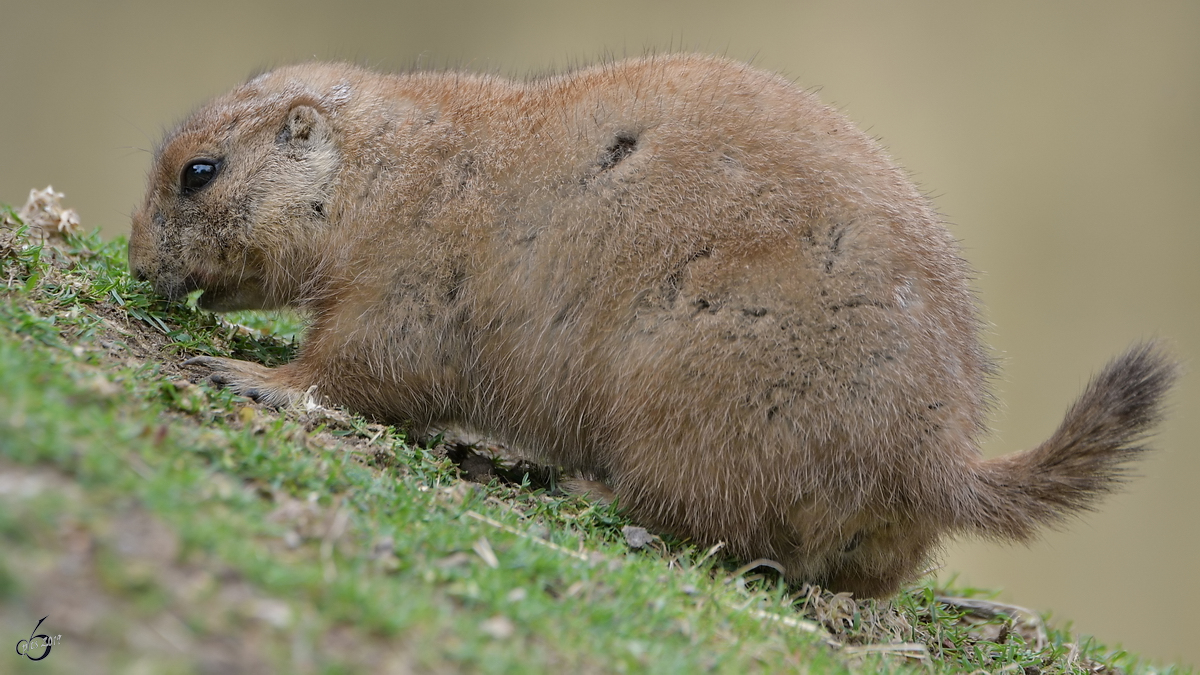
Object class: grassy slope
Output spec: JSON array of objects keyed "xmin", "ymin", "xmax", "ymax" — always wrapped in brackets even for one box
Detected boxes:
[{"xmin": 0, "ymin": 209, "xmax": 1185, "ymax": 674}]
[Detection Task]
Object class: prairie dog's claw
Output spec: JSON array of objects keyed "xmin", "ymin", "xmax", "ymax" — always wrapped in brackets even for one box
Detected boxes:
[{"xmin": 183, "ymin": 355, "xmax": 301, "ymax": 407}]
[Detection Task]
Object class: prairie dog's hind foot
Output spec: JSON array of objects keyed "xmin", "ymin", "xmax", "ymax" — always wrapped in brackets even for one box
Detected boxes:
[{"xmin": 559, "ymin": 478, "xmax": 618, "ymax": 505}]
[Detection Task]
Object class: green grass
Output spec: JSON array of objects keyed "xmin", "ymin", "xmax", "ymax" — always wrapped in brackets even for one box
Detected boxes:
[{"xmin": 0, "ymin": 208, "xmax": 1188, "ymax": 674}]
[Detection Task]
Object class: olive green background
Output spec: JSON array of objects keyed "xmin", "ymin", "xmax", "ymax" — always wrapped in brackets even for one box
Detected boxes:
[{"xmin": 2, "ymin": 0, "xmax": 1196, "ymax": 666}]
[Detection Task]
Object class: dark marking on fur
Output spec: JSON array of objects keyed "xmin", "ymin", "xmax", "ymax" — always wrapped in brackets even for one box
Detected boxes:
[
  {"xmin": 829, "ymin": 296, "xmax": 889, "ymax": 313},
  {"xmin": 660, "ymin": 248, "xmax": 711, "ymax": 306},
  {"xmin": 446, "ymin": 268, "xmax": 466, "ymax": 304},
  {"xmin": 824, "ymin": 222, "xmax": 847, "ymax": 273},
  {"xmin": 842, "ymin": 530, "xmax": 865, "ymax": 553},
  {"xmin": 454, "ymin": 154, "xmax": 478, "ymax": 194},
  {"xmin": 598, "ymin": 133, "xmax": 639, "ymax": 172},
  {"xmin": 551, "ymin": 301, "xmax": 576, "ymax": 326}
]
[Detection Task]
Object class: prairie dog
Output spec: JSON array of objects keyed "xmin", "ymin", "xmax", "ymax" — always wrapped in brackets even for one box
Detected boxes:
[{"xmin": 129, "ymin": 55, "xmax": 1176, "ymax": 597}]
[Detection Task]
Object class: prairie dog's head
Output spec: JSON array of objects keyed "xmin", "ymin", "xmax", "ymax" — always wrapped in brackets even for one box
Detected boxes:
[{"xmin": 130, "ymin": 65, "xmax": 353, "ymax": 311}]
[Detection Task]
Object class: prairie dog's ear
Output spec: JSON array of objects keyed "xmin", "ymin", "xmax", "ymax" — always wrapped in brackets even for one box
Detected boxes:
[{"xmin": 278, "ymin": 105, "xmax": 329, "ymax": 146}]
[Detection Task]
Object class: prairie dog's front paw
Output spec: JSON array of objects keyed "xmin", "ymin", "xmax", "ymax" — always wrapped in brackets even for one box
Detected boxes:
[{"xmin": 184, "ymin": 356, "xmax": 305, "ymax": 408}]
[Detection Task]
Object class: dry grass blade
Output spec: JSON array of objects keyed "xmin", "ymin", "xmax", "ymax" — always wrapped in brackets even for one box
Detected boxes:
[
  {"xmin": 695, "ymin": 540, "xmax": 726, "ymax": 565},
  {"xmin": 842, "ymin": 642, "xmax": 929, "ymax": 660},
  {"xmin": 463, "ymin": 510, "xmax": 592, "ymax": 562},
  {"xmin": 728, "ymin": 557, "xmax": 786, "ymax": 579},
  {"xmin": 744, "ymin": 608, "xmax": 840, "ymax": 647},
  {"xmin": 472, "ymin": 537, "xmax": 500, "ymax": 569},
  {"xmin": 936, "ymin": 595, "xmax": 1048, "ymax": 650}
]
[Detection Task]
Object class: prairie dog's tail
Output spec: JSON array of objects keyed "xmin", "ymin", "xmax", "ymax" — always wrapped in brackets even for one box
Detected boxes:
[{"xmin": 961, "ymin": 342, "xmax": 1179, "ymax": 541}]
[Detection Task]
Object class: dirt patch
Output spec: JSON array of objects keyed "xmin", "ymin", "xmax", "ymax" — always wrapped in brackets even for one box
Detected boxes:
[{"xmin": 0, "ymin": 459, "xmax": 429, "ymax": 674}]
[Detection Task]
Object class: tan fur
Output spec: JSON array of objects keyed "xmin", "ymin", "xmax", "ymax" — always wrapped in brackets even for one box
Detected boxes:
[{"xmin": 129, "ymin": 55, "xmax": 1177, "ymax": 597}]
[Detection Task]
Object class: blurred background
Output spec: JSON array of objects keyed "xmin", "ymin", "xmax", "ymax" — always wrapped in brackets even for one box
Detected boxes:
[{"xmin": 2, "ymin": 0, "xmax": 1196, "ymax": 666}]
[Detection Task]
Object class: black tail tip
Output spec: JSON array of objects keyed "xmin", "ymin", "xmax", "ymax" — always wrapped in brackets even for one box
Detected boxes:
[{"xmin": 1095, "ymin": 340, "xmax": 1180, "ymax": 425}]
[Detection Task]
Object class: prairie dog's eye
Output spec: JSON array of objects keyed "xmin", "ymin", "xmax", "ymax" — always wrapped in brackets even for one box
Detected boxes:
[{"xmin": 181, "ymin": 159, "xmax": 222, "ymax": 195}]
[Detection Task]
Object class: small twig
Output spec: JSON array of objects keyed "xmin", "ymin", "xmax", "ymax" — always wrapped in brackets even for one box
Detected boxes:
[
  {"xmin": 936, "ymin": 596, "xmax": 1048, "ymax": 651},
  {"xmin": 695, "ymin": 540, "xmax": 726, "ymax": 565},
  {"xmin": 463, "ymin": 510, "xmax": 591, "ymax": 562},
  {"xmin": 727, "ymin": 557, "xmax": 786, "ymax": 580},
  {"xmin": 841, "ymin": 642, "xmax": 929, "ymax": 660},
  {"xmin": 125, "ymin": 453, "xmax": 154, "ymax": 480},
  {"xmin": 472, "ymin": 537, "xmax": 500, "ymax": 569},
  {"xmin": 744, "ymin": 608, "xmax": 841, "ymax": 648}
]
